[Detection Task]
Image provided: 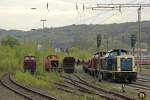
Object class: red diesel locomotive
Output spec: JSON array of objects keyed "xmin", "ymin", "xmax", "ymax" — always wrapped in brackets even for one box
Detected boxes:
[{"xmin": 24, "ymin": 56, "xmax": 36, "ymax": 73}]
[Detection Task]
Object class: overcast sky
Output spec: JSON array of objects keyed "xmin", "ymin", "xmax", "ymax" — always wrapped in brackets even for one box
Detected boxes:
[{"xmin": 0, "ymin": 0, "xmax": 150, "ymax": 30}]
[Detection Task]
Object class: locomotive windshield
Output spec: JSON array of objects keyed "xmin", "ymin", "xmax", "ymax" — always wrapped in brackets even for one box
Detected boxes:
[
  {"xmin": 120, "ymin": 52, "xmax": 127, "ymax": 55},
  {"xmin": 105, "ymin": 49, "xmax": 128, "ymax": 57},
  {"xmin": 25, "ymin": 57, "xmax": 29, "ymax": 60}
]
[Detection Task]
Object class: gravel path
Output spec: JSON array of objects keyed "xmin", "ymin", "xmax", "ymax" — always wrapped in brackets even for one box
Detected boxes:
[{"xmin": 0, "ymin": 82, "xmax": 26, "ymax": 100}]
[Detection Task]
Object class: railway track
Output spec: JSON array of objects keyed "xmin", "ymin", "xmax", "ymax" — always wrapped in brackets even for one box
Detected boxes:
[
  {"xmin": 0, "ymin": 73, "xmax": 58, "ymax": 100},
  {"xmin": 61, "ymin": 74, "xmax": 135, "ymax": 100},
  {"xmin": 34, "ymin": 76, "xmax": 86, "ymax": 96},
  {"xmin": 137, "ymin": 78, "xmax": 150, "ymax": 83},
  {"xmin": 138, "ymin": 74, "xmax": 150, "ymax": 80},
  {"xmin": 61, "ymin": 76, "xmax": 113, "ymax": 100},
  {"xmin": 127, "ymin": 83, "xmax": 150, "ymax": 91},
  {"xmin": 127, "ymin": 76, "xmax": 150, "ymax": 91},
  {"xmin": 127, "ymin": 83, "xmax": 150, "ymax": 90}
]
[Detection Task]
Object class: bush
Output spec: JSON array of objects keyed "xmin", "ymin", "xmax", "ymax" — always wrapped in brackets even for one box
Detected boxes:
[{"xmin": 1, "ymin": 35, "xmax": 20, "ymax": 47}]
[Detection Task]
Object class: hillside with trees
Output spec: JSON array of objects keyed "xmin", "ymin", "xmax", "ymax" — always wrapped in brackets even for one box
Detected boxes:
[{"xmin": 0, "ymin": 21, "xmax": 150, "ymax": 52}]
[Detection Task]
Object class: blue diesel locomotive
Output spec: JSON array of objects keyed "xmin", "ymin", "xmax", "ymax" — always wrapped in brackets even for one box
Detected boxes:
[{"xmin": 83, "ymin": 49, "xmax": 137, "ymax": 82}]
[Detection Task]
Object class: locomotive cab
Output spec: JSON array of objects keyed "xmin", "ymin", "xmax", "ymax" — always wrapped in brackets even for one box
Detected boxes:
[
  {"xmin": 83, "ymin": 49, "xmax": 137, "ymax": 82},
  {"xmin": 63, "ymin": 57, "xmax": 76, "ymax": 73},
  {"xmin": 104, "ymin": 49, "xmax": 136, "ymax": 71},
  {"xmin": 44, "ymin": 55, "xmax": 60, "ymax": 71},
  {"xmin": 101, "ymin": 49, "xmax": 137, "ymax": 82},
  {"xmin": 24, "ymin": 56, "xmax": 36, "ymax": 73}
]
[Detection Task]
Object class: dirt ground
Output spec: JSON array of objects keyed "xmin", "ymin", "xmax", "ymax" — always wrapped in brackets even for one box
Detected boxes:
[{"xmin": 0, "ymin": 82, "xmax": 26, "ymax": 100}]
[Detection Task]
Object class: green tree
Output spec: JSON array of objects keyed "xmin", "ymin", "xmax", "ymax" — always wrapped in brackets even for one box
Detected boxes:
[{"xmin": 1, "ymin": 35, "xmax": 20, "ymax": 47}]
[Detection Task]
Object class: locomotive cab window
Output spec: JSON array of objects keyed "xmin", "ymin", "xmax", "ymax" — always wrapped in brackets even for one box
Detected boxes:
[
  {"xmin": 25, "ymin": 57, "xmax": 29, "ymax": 60},
  {"xmin": 109, "ymin": 52, "xmax": 118, "ymax": 57},
  {"xmin": 120, "ymin": 52, "xmax": 127, "ymax": 55},
  {"xmin": 31, "ymin": 57, "xmax": 35, "ymax": 60},
  {"xmin": 108, "ymin": 49, "xmax": 128, "ymax": 57}
]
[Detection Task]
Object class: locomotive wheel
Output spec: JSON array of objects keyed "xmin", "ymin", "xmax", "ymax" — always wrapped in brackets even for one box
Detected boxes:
[{"xmin": 128, "ymin": 79, "xmax": 132, "ymax": 83}]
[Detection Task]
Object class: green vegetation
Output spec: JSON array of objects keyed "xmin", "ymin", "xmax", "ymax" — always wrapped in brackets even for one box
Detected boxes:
[
  {"xmin": 0, "ymin": 45, "xmax": 20, "ymax": 72},
  {"xmin": 15, "ymin": 71, "xmax": 59, "ymax": 89},
  {"xmin": 1, "ymin": 35, "xmax": 20, "ymax": 47}
]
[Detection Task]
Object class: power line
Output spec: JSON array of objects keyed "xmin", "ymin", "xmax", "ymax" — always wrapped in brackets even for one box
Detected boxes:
[
  {"xmin": 76, "ymin": 0, "xmax": 148, "ymax": 24},
  {"xmin": 98, "ymin": 0, "xmax": 146, "ymax": 23},
  {"xmin": 80, "ymin": 0, "xmax": 140, "ymax": 24},
  {"xmin": 85, "ymin": 0, "xmax": 148, "ymax": 23}
]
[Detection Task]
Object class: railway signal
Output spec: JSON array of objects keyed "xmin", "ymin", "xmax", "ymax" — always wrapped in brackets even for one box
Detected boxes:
[
  {"xmin": 97, "ymin": 34, "xmax": 102, "ymax": 48},
  {"xmin": 97, "ymin": 34, "xmax": 102, "ymax": 81},
  {"xmin": 131, "ymin": 34, "xmax": 136, "ymax": 48},
  {"xmin": 130, "ymin": 34, "xmax": 136, "ymax": 56}
]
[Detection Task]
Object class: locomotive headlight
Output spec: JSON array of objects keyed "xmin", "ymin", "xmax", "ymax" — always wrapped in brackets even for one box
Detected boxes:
[
  {"xmin": 133, "ymin": 66, "xmax": 137, "ymax": 71},
  {"xmin": 133, "ymin": 67, "xmax": 136, "ymax": 71},
  {"xmin": 125, "ymin": 56, "xmax": 128, "ymax": 59}
]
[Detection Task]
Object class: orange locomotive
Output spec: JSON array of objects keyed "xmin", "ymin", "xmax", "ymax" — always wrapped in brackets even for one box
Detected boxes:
[{"xmin": 44, "ymin": 55, "xmax": 60, "ymax": 71}]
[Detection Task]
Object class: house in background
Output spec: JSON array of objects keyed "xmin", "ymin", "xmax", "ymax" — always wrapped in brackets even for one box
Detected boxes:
[{"xmin": 52, "ymin": 42, "xmax": 70, "ymax": 53}]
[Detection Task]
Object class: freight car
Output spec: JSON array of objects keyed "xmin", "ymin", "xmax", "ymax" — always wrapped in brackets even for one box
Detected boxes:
[
  {"xmin": 24, "ymin": 56, "xmax": 36, "ymax": 73},
  {"xmin": 83, "ymin": 49, "xmax": 137, "ymax": 82},
  {"xmin": 63, "ymin": 57, "xmax": 76, "ymax": 73},
  {"xmin": 135, "ymin": 57, "xmax": 150, "ymax": 65},
  {"xmin": 44, "ymin": 55, "xmax": 61, "ymax": 71}
]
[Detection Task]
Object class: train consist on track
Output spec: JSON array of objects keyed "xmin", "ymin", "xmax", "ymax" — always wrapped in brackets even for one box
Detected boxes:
[
  {"xmin": 23, "ymin": 55, "xmax": 75, "ymax": 73},
  {"xmin": 23, "ymin": 49, "xmax": 149, "ymax": 82},
  {"xmin": 83, "ymin": 49, "xmax": 138, "ymax": 82}
]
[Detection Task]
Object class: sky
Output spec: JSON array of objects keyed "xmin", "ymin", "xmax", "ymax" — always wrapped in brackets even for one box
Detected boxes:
[{"xmin": 0, "ymin": 0, "xmax": 150, "ymax": 30}]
